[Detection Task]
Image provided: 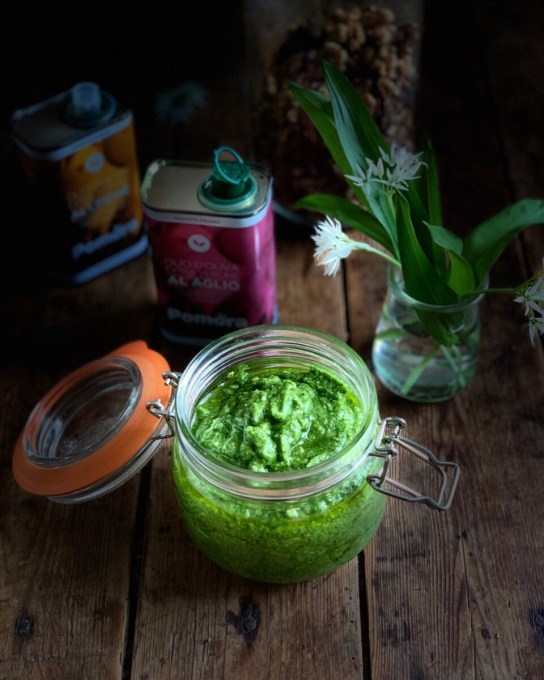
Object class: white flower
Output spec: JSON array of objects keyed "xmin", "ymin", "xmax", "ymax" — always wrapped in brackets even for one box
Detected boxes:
[
  {"xmin": 346, "ymin": 145, "xmax": 426, "ymax": 194},
  {"xmin": 514, "ymin": 264, "xmax": 544, "ymax": 345},
  {"xmin": 311, "ymin": 216, "xmax": 359, "ymax": 276},
  {"xmin": 379, "ymin": 146, "xmax": 426, "ymax": 190},
  {"xmin": 345, "ymin": 164, "xmax": 375, "ymax": 192}
]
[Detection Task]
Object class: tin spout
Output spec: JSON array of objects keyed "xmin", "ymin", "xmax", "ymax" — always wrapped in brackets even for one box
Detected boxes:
[
  {"xmin": 72, "ymin": 82, "xmax": 102, "ymax": 118},
  {"xmin": 198, "ymin": 146, "xmax": 258, "ymax": 210},
  {"xmin": 63, "ymin": 81, "xmax": 116, "ymax": 128},
  {"xmin": 211, "ymin": 147, "xmax": 250, "ymax": 199}
]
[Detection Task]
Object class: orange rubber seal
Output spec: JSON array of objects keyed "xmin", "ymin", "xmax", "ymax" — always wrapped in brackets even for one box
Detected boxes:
[{"xmin": 12, "ymin": 341, "xmax": 171, "ymax": 497}]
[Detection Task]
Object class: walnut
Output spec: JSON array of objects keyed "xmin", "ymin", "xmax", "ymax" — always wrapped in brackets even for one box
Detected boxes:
[{"xmin": 253, "ymin": 3, "xmax": 421, "ymax": 207}]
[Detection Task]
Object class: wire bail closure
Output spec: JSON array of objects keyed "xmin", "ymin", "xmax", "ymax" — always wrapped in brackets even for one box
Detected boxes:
[
  {"xmin": 145, "ymin": 371, "xmax": 181, "ymax": 438},
  {"xmin": 369, "ymin": 417, "xmax": 460, "ymax": 510},
  {"xmin": 147, "ymin": 383, "xmax": 460, "ymax": 511}
]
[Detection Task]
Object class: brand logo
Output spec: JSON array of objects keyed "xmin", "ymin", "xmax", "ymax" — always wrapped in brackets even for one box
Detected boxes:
[
  {"xmin": 166, "ymin": 308, "xmax": 248, "ymax": 329},
  {"xmin": 188, "ymin": 234, "xmax": 211, "ymax": 253},
  {"xmin": 71, "ymin": 219, "xmax": 139, "ymax": 259},
  {"xmin": 85, "ymin": 151, "xmax": 105, "ymax": 174}
]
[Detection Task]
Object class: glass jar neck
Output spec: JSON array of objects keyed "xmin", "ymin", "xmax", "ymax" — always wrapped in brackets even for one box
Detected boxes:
[{"xmin": 173, "ymin": 325, "xmax": 380, "ymax": 500}]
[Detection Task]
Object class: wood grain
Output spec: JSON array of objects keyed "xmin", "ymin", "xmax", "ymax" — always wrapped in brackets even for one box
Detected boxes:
[
  {"xmin": 0, "ymin": 256, "xmax": 157, "ymax": 679},
  {"xmin": 357, "ymin": 1, "xmax": 544, "ymax": 678},
  {"xmin": 128, "ymin": 233, "xmax": 365, "ymax": 679},
  {"xmin": 0, "ymin": 1, "xmax": 542, "ymax": 678}
]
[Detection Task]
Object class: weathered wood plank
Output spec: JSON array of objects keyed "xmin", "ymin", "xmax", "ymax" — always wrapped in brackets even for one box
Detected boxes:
[
  {"xmin": 0, "ymin": 472, "xmax": 139, "ymax": 680},
  {"xmin": 0, "ymin": 375, "xmax": 137, "ymax": 680},
  {"xmin": 358, "ymin": 251, "xmax": 544, "ymax": 680},
  {"xmin": 129, "ymin": 235, "xmax": 367, "ymax": 679},
  {"xmin": 0, "ymin": 255, "xmax": 158, "ymax": 680},
  {"xmin": 1, "ymin": 1, "xmax": 542, "ymax": 678},
  {"xmin": 351, "ymin": 1, "xmax": 544, "ymax": 678},
  {"xmin": 474, "ymin": 0, "xmax": 544, "ymax": 280},
  {"xmin": 130, "ymin": 443, "xmax": 365, "ymax": 680}
]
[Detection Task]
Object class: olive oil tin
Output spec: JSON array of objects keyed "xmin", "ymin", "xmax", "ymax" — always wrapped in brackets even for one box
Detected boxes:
[
  {"xmin": 10, "ymin": 82, "xmax": 147, "ymax": 284},
  {"xmin": 141, "ymin": 148, "xmax": 278, "ymax": 346}
]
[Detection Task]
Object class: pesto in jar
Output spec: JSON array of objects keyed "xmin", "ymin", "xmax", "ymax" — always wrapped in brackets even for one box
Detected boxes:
[
  {"xmin": 172, "ymin": 362, "xmax": 386, "ymax": 583},
  {"xmin": 191, "ymin": 364, "xmax": 364, "ymax": 472}
]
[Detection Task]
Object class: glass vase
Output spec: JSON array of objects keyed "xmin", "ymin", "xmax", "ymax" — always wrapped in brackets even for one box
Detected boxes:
[{"xmin": 371, "ymin": 266, "xmax": 487, "ymax": 402}]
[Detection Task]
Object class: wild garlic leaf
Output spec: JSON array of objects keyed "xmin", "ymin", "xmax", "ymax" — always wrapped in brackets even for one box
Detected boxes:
[
  {"xmin": 322, "ymin": 60, "xmax": 387, "ymax": 170},
  {"xmin": 288, "ymin": 85, "xmax": 351, "ymax": 176},
  {"xmin": 290, "ymin": 82, "xmax": 372, "ymax": 211},
  {"xmin": 395, "ymin": 197, "xmax": 455, "ymax": 305},
  {"xmin": 414, "ymin": 139, "xmax": 443, "ymax": 228},
  {"xmin": 362, "ymin": 187, "xmax": 399, "ymax": 258},
  {"xmin": 425, "ymin": 223, "xmax": 463, "ymax": 255},
  {"xmin": 446, "ymin": 251, "xmax": 476, "ymax": 296},
  {"xmin": 406, "ymin": 190, "xmax": 438, "ymax": 264},
  {"xmin": 463, "ymin": 199, "xmax": 544, "ymax": 281},
  {"xmin": 294, "ymin": 193, "xmax": 394, "ymax": 252}
]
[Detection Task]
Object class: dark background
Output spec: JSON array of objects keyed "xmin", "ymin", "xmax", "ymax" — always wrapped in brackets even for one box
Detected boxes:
[
  {"xmin": 0, "ymin": 1, "xmax": 250, "ymax": 293},
  {"xmin": 1, "ymin": 1, "xmax": 543, "ymax": 291},
  {"xmin": 0, "ymin": 1, "xmax": 246, "ymax": 166}
]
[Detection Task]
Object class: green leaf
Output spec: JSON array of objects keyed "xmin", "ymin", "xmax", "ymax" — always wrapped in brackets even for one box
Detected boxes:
[
  {"xmin": 290, "ymin": 80, "xmax": 371, "ymax": 211},
  {"xmin": 425, "ymin": 223, "xmax": 463, "ymax": 255},
  {"xmin": 404, "ymin": 187, "xmax": 438, "ymax": 264},
  {"xmin": 289, "ymin": 85, "xmax": 350, "ymax": 174},
  {"xmin": 374, "ymin": 328, "xmax": 408, "ymax": 342},
  {"xmin": 395, "ymin": 197, "xmax": 459, "ymax": 345},
  {"xmin": 416, "ymin": 139, "xmax": 443, "ymax": 227},
  {"xmin": 388, "ymin": 139, "xmax": 443, "ymax": 268},
  {"xmin": 292, "ymin": 63, "xmax": 399, "ymax": 252},
  {"xmin": 463, "ymin": 198, "xmax": 544, "ymax": 281},
  {"xmin": 396, "ymin": 198, "xmax": 454, "ymax": 305},
  {"xmin": 362, "ymin": 188, "xmax": 400, "ymax": 258},
  {"xmin": 294, "ymin": 193, "xmax": 394, "ymax": 252},
  {"xmin": 424, "ymin": 222, "xmax": 476, "ymax": 294},
  {"xmin": 446, "ymin": 251, "xmax": 476, "ymax": 296},
  {"xmin": 322, "ymin": 61, "xmax": 387, "ymax": 167},
  {"xmin": 424, "ymin": 222, "xmax": 475, "ymax": 295}
]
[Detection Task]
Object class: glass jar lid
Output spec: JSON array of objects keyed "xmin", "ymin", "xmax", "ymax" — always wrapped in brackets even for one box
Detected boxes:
[{"xmin": 12, "ymin": 341, "xmax": 172, "ymax": 503}]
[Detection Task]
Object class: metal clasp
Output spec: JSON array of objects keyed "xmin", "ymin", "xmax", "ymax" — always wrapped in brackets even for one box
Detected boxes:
[
  {"xmin": 368, "ymin": 416, "xmax": 460, "ymax": 511},
  {"xmin": 145, "ymin": 371, "xmax": 181, "ymax": 440}
]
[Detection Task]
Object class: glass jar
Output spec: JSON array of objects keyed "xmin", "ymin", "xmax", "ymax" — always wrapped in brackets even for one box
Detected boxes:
[
  {"xmin": 372, "ymin": 266, "xmax": 487, "ymax": 402},
  {"xmin": 11, "ymin": 342, "xmax": 172, "ymax": 503},
  {"xmin": 12, "ymin": 328, "xmax": 459, "ymax": 584},
  {"xmin": 245, "ymin": 0, "xmax": 423, "ymax": 213},
  {"xmin": 170, "ymin": 325, "xmax": 456, "ymax": 583}
]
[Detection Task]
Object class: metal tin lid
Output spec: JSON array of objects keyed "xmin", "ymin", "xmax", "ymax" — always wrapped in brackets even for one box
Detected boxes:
[
  {"xmin": 10, "ymin": 84, "xmax": 129, "ymax": 160},
  {"xmin": 140, "ymin": 158, "xmax": 272, "ymax": 223},
  {"xmin": 12, "ymin": 341, "xmax": 172, "ymax": 503}
]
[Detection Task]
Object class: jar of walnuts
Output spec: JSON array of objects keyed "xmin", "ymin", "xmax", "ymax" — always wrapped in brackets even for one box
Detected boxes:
[{"xmin": 244, "ymin": 0, "xmax": 423, "ymax": 214}]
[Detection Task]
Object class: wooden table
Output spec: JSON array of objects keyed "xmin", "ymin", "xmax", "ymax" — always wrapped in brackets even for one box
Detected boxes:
[{"xmin": 1, "ymin": 1, "xmax": 543, "ymax": 678}]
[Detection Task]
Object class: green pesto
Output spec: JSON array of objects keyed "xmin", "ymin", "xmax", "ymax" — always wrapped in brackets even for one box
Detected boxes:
[
  {"xmin": 191, "ymin": 364, "xmax": 364, "ymax": 472},
  {"xmin": 173, "ymin": 362, "xmax": 386, "ymax": 583}
]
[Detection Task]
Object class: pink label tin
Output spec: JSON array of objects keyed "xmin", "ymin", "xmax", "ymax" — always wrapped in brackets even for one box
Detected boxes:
[{"xmin": 141, "ymin": 148, "xmax": 278, "ymax": 345}]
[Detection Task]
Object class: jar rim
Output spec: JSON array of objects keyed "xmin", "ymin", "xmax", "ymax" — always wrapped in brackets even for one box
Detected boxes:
[
  {"xmin": 12, "ymin": 341, "xmax": 171, "ymax": 501},
  {"xmin": 174, "ymin": 324, "xmax": 380, "ymax": 499}
]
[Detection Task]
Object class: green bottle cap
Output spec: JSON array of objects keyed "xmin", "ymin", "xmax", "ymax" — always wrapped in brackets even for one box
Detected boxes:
[{"xmin": 198, "ymin": 147, "xmax": 258, "ymax": 212}]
